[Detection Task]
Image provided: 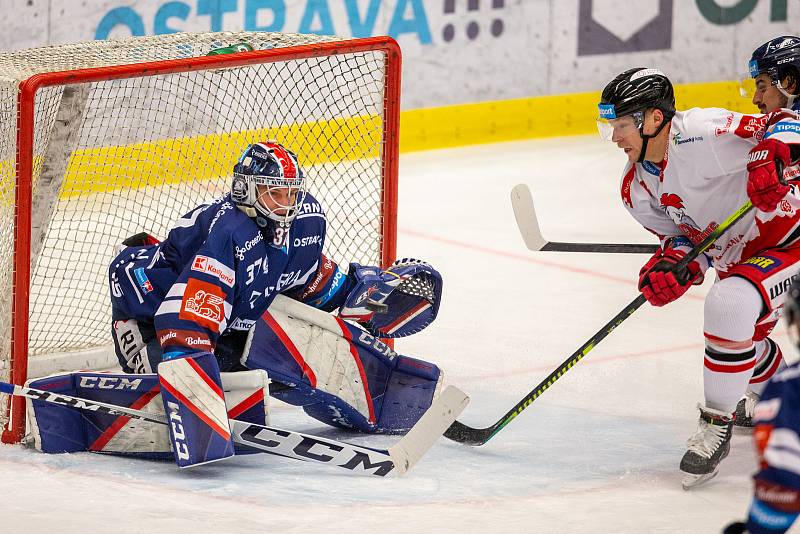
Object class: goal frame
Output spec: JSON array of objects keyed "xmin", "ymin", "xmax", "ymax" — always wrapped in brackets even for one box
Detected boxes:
[{"xmin": 3, "ymin": 36, "xmax": 401, "ymax": 443}]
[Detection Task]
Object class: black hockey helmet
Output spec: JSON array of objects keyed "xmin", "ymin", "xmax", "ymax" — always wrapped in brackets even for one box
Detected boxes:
[
  {"xmin": 750, "ymin": 35, "xmax": 800, "ymax": 84},
  {"xmin": 598, "ymin": 68, "xmax": 675, "ymax": 162},
  {"xmin": 599, "ymin": 67, "xmax": 675, "ymax": 122}
]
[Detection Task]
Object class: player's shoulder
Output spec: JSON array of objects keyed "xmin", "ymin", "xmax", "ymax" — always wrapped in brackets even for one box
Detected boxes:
[
  {"xmin": 296, "ymin": 192, "xmax": 325, "ymax": 215},
  {"xmin": 203, "ymin": 196, "xmax": 253, "ymax": 235},
  {"xmin": 671, "ymin": 107, "xmax": 733, "ymax": 138},
  {"xmin": 294, "ymin": 192, "xmax": 327, "ymax": 226}
]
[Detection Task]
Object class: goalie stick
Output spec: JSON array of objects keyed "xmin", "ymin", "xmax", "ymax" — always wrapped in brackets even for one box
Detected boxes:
[
  {"xmin": 510, "ymin": 183, "xmax": 658, "ymax": 254},
  {"xmin": 443, "ymin": 197, "xmax": 754, "ymax": 446},
  {"xmin": 0, "ymin": 380, "xmax": 468, "ymax": 477}
]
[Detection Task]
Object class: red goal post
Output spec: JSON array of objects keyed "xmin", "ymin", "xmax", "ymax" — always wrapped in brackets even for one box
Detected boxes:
[{"xmin": 0, "ymin": 32, "xmax": 400, "ymax": 443}]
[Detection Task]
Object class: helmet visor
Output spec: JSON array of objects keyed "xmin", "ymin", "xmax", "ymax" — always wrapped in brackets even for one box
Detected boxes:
[{"xmin": 597, "ymin": 112, "xmax": 643, "ymax": 141}]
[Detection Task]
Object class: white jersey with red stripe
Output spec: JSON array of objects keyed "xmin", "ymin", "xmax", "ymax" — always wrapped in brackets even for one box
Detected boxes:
[{"xmin": 620, "ymin": 107, "xmax": 800, "ymax": 271}]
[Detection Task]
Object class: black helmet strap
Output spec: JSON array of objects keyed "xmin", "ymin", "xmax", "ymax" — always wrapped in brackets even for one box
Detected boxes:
[{"xmin": 637, "ymin": 109, "xmax": 672, "ymax": 163}]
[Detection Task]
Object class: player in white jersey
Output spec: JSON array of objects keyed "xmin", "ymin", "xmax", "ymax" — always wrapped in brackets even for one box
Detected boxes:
[{"xmin": 598, "ymin": 67, "xmax": 800, "ymax": 488}]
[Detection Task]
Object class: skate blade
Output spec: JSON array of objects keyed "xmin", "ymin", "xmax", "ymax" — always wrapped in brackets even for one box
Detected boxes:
[{"xmin": 681, "ymin": 469, "xmax": 719, "ymax": 490}]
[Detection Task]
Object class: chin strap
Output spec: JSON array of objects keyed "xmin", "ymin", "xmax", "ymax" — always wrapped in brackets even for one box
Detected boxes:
[{"xmin": 637, "ymin": 112, "xmax": 673, "ymax": 163}]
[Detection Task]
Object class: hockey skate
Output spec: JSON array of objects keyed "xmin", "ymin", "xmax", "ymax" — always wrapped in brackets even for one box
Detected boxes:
[
  {"xmin": 680, "ymin": 404, "xmax": 733, "ymax": 490},
  {"xmin": 733, "ymin": 390, "xmax": 759, "ymax": 433}
]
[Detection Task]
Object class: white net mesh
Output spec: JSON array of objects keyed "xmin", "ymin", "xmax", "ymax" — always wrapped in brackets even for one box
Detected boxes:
[{"xmin": 0, "ymin": 32, "xmax": 396, "ymax": 440}]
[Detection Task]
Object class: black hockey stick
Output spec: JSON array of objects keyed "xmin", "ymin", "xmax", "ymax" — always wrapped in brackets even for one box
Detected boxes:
[
  {"xmin": 1, "ymin": 380, "xmax": 468, "ymax": 476},
  {"xmin": 443, "ymin": 198, "xmax": 754, "ymax": 446},
  {"xmin": 510, "ymin": 183, "xmax": 659, "ymax": 254}
]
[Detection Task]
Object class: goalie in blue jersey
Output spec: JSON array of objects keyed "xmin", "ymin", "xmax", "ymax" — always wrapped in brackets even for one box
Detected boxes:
[{"xmin": 28, "ymin": 141, "xmax": 445, "ymax": 468}]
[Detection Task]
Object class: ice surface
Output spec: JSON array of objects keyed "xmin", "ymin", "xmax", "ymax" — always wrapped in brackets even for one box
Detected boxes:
[{"xmin": 0, "ymin": 135, "xmax": 784, "ymax": 533}]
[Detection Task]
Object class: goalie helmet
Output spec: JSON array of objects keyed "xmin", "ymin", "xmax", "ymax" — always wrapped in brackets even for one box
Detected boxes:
[{"xmin": 231, "ymin": 141, "xmax": 306, "ymax": 227}]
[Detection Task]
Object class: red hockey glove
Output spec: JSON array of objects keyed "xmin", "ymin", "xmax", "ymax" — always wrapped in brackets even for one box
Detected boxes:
[
  {"xmin": 638, "ymin": 246, "xmax": 703, "ymax": 307},
  {"xmin": 747, "ymin": 138, "xmax": 791, "ymax": 212}
]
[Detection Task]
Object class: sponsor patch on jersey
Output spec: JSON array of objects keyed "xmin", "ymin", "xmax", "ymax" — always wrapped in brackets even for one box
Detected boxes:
[
  {"xmin": 157, "ymin": 328, "xmax": 213, "ymax": 350},
  {"xmin": 766, "ymin": 121, "xmax": 800, "ymax": 138},
  {"xmin": 180, "ymin": 279, "xmax": 227, "ymax": 333},
  {"xmin": 714, "ymin": 113, "xmax": 735, "ymax": 137},
  {"xmin": 191, "ymin": 255, "xmax": 235, "ymax": 287},
  {"xmin": 735, "ymin": 115, "xmax": 768, "ymax": 140},
  {"xmin": 671, "ymin": 132, "xmax": 704, "ymax": 146},
  {"xmin": 742, "ymin": 255, "xmax": 782, "ymax": 273},
  {"xmin": 641, "ymin": 160, "xmax": 660, "ymax": 176},
  {"xmin": 769, "ymin": 273, "xmax": 799, "ymax": 301},
  {"xmin": 133, "ymin": 267, "xmax": 153, "ymax": 294},
  {"xmin": 228, "ymin": 317, "xmax": 256, "ymax": 330}
]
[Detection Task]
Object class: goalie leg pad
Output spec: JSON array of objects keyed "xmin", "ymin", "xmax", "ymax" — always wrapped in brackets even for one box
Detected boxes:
[
  {"xmin": 157, "ymin": 351, "xmax": 234, "ymax": 467},
  {"xmin": 243, "ymin": 295, "xmax": 442, "ymax": 433},
  {"xmin": 26, "ymin": 369, "xmax": 270, "ymax": 458}
]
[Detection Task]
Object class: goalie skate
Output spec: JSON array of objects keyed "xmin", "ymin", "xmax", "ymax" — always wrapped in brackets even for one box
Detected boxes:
[{"xmin": 680, "ymin": 404, "xmax": 733, "ymax": 490}]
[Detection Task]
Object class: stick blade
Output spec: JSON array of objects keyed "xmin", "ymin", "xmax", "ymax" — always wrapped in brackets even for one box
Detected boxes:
[
  {"xmin": 387, "ymin": 385, "xmax": 469, "ymax": 475},
  {"xmin": 511, "ymin": 183, "xmax": 547, "ymax": 251}
]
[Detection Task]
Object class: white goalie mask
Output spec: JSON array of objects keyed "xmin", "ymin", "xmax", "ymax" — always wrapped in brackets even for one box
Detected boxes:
[{"xmin": 231, "ymin": 141, "xmax": 306, "ymax": 227}]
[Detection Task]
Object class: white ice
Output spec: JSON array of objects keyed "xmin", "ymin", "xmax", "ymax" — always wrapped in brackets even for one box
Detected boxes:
[{"xmin": 0, "ymin": 135, "xmax": 785, "ymax": 533}]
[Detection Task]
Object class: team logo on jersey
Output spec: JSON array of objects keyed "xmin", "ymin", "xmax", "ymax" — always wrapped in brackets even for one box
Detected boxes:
[
  {"xmin": 660, "ymin": 193, "xmax": 700, "ymax": 231},
  {"xmin": 742, "ymin": 256, "xmax": 782, "ymax": 273},
  {"xmin": 133, "ymin": 268, "xmax": 153, "ymax": 294},
  {"xmin": 180, "ymin": 279, "xmax": 227, "ymax": 333},
  {"xmin": 191, "ymin": 255, "xmax": 235, "ymax": 287}
]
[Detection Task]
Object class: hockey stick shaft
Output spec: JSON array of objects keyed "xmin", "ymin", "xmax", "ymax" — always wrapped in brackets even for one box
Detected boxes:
[
  {"xmin": 444, "ymin": 199, "xmax": 754, "ymax": 446},
  {"xmin": 1, "ymin": 380, "xmax": 468, "ymax": 477},
  {"xmin": 510, "ymin": 183, "xmax": 659, "ymax": 253}
]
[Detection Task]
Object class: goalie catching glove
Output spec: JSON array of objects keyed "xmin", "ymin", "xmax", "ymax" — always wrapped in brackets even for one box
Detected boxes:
[{"xmin": 338, "ymin": 258, "xmax": 443, "ymax": 338}]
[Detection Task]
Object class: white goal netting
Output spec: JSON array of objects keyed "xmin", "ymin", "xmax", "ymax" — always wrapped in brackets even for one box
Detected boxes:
[{"xmin": 0, "ymin": 31, "xmax": 399, "ymax": 441}]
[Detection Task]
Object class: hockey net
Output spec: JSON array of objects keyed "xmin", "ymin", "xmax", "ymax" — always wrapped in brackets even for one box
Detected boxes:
[{"xmin": 0, "ymin": 31, "xmax": 400, "ymax": 443}]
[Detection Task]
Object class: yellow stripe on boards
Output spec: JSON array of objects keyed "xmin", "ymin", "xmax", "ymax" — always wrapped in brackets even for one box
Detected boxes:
[
  {"xmin": 56, "ymin": 116, "xmax": 382, "ymax": 198},
  {"xmin": 399, "ymin": 79, "xmax": 758, "ymax": 153},
  {"xmin": 8, "ymin": 79, "xmax": 757, "ymax": 199}
]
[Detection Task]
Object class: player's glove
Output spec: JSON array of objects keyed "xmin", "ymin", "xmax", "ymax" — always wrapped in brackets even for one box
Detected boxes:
[
  {"xmin": 747, "ymin": 138, "xmax": 791, "ymax": 212},
  {"xmin": 638, "ymin": 241, "xmax": 704, "ymax": 307}
]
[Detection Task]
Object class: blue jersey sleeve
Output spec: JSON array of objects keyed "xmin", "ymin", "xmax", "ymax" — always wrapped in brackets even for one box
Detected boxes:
[
  {"xmin": 286, "ymin": 253, "xmax": 353, "ymax": 312},
  {"xmin": 746, "ymin": 365, "xmax": 800, "ymax": 534}
]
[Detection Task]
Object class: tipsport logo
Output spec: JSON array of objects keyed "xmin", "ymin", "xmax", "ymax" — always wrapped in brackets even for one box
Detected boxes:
[{"xmin": 598, "ymin": 104, "xmax": 617, "ymax": 119}]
